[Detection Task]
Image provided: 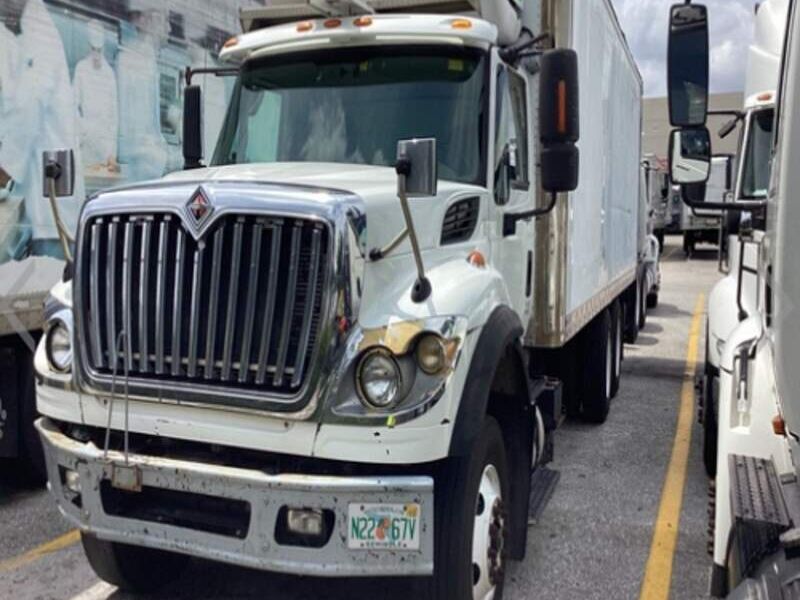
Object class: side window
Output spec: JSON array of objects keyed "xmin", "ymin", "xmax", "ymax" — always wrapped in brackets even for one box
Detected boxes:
[{"xmin": 494, "ymin": 66, "xmax": 529, "ymax": 205}]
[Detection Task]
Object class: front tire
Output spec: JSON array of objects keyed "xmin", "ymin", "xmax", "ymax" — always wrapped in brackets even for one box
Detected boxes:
[
  {"xmin": 432, "ymin": 417, "xmax": 509, "ymax": 599},
  {"xmin": 81, "ymin": 534, "xmax": 189, "ymax": 593},
  {"xmin": 637, "ymin": 276, "xmax": 647, "ymax": 331}
]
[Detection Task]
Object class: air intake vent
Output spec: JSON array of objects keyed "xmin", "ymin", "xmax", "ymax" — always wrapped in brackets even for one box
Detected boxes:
[{"xmin": 441, "ymin": 197, "xmax": 480, "ymax": 245}]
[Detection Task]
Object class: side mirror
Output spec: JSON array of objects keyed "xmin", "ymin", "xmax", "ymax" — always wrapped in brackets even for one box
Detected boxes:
[
  {"xmin": 396, "ymin": 138, "xmax": 437, "ymax": 197},
  {"xmin": 668, "ymin": 3, "xmax": 709, "ymax": 127},
  {"xmin": 669, "ymin": 128, "xmax": 711, "ymax": 185},
  {"xmin": 539, "ymin": 48, "xmax": 580, "ymax": 193},
  {"xmin": 183, "ymin": 84, "xmax": 203, "ymax": 169},
  {"xmin": 41, "ymin": 149, "xmax": 75, "ymax": 197}
]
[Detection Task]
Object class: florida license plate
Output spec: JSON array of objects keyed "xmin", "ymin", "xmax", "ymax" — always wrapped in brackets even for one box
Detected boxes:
[{"xmin": 347, "ymin": 503, "xmax": 421, "ymax": 550}]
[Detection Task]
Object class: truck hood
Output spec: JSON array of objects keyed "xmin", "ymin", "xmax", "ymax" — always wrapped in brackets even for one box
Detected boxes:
[{"xmin": 163, "ymin": 162, "xmax": 485, "ymax": 254}]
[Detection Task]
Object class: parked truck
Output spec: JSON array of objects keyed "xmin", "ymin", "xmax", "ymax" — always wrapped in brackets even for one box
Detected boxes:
[
  {"xmin": 667, "ymin": 0, "xmax": 800, "ymax": 596},
  {"xmin": 642, "ymin": 154, "xmax": 670, "ymax": 251},
  {"xmin": 679, "ymin": 154, "xmax": 731, "ymax": 255},
  {"xmin": 698, "ymin": 0, "xmax": 788, "ymax": 480},
  {"xmin": 34, "ymin": 0, "xmax": 643, "ymax": 596}
]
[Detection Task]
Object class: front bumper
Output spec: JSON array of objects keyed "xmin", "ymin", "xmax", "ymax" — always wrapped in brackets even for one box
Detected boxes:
[{"xmin": 37, "ymin": 418, "xmax": 434, "ymax": 577}]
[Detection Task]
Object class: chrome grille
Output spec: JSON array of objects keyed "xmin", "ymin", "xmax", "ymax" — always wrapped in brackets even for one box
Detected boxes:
[{"xmin": 78, "ymin": 213, "xmax": 329, "ymax": 395}]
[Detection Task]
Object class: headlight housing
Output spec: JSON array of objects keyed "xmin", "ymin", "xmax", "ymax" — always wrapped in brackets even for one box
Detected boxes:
[
  {"xmin": 45, "ymin": 319, "xmax": 72, "ymax": 373},
  {"xmin": 416, "ymin": 334, "xmax": 447, "ymax": 375},
  {"xmin": 356, "ymin": 348, "xmax": 402, "ymax": 409}
]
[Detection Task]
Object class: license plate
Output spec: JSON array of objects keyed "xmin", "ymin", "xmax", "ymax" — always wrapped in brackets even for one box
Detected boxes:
[{"xmin": 347, "ymin": 503, "xmax": 421, "ymax": 550}]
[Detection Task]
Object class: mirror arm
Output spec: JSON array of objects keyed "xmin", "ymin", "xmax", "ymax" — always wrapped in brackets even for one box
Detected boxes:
[
  {"xmin": 502, "ymin": 191, "xmax": 558, "ymax": 236},
  {"xmin": 680, "ymin": 186, "xmax": 766, "ymax": 212},
  {"xmin": 396, "ymin": 156, "xmax": 431, "ymax": 303},
  {"xmin": 184, "ymin": 66, "xmax": 239, "ymax": 86},
  {"xmin": 44, "ymin": 165, "xmax": 74, "ymax": 263}
]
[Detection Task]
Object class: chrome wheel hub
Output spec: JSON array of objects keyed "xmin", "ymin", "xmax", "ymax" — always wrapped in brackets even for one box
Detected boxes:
[{"xmin": 472, "ymin": 464, "xmax": 505, "ymax": 600}]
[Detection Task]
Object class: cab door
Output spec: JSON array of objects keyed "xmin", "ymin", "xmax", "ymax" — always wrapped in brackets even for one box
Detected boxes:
[{"xmin": 490, "ymin": 54, "xmax": 535, "ymax": 322}]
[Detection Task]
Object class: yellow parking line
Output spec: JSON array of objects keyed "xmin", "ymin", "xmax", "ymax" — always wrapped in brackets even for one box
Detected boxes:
[
  {"xmin": 639, "ymin": 294, "xmax": 705, "ymax": 600},
  {"xmin": 0, "ymin": 529, "xmax": 80, "ymax": 574}
]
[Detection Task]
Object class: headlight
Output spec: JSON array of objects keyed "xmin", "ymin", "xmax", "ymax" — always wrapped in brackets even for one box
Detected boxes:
[
  {"xmin": 356, "ymin": 349, "xmax": 401, "ymax": 409},
  {"xmin": 416, "ymin": 334, "xmax": 447, "ymax": 375},
  {"xmin": 45, "ymin": 320, "xmax": 72, "ymax": 373}
]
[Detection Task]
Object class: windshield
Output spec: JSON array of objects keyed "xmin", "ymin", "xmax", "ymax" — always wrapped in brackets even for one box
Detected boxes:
[
  {"xmin": 740, "ymin": 107, "xmax": 775, "ymax": 199},
  {"xmin": 212, "ymin": 46, "xmax": 488, "ymax": 186}
]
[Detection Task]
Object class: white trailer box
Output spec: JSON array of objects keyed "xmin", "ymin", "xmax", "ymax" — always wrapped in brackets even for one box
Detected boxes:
[{"xmin": 530, "ymin": 0, "xmax": 642, "ymax": 346}]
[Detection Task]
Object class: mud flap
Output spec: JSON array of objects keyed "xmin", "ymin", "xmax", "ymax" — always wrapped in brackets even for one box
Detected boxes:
[{"xmin": 528, "ymin": 467, "xmax": 560, "ymax": 525}]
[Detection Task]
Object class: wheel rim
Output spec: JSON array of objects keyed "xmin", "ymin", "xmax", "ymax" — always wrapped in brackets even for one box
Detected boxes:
[
  {"xmin": 472, "ymin": 464, "xmax": 504, "ymax": 600},
  {"xmin": 605, "ymin": 322, "xmax": 613, "ymax": 399}
]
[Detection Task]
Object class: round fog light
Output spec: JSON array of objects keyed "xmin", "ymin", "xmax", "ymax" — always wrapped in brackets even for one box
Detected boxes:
[
  {"xmin": 46, "ymin": 320, "xmax": 72, "ymax": 373},
  {"xmin": 416, "ymin": 334, "xmax": 446, "ymax": 375},
  {"xmin": 356, "ymin": 349, "xmax": 401, "ymax": 409}
]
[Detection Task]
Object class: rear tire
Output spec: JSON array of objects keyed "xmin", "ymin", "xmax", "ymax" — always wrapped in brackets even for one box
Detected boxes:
[
  {"xmin": 637, "ymin": 276, "xmax": 647, "ymax": 331},
  {"xmin": 431, "ymin": 417, "xmax": 509, "ymax": 600},
  {"xmin": 81, "ymin": 534, "xmax": 189, "ymax": 593},
  {"xmin": 581, "ymin": 309, "xmax": 613, "ymax": 424},
  {"xmin": 647, "ymin": 290, "xmax": 659, "ymax": 309},
  {"xmin": 610, "ymin": 300, "xmax": 622, "ymax": 398}
]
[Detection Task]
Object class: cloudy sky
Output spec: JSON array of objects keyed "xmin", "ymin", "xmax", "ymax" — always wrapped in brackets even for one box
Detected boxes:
[{"xmin": 610, "ymin": 0, "xmax": 760, "ymax": 97}]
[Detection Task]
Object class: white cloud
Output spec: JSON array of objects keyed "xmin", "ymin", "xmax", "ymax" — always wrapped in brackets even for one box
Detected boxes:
[{"xmin": 610, "ymin": 0, "xmax": 759, "ymax": 97}]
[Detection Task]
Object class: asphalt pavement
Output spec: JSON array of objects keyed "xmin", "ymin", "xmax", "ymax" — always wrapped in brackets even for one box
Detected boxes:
[{"xmin": 0, "ymin": 236, "xmax": 721, "ymax": 600}]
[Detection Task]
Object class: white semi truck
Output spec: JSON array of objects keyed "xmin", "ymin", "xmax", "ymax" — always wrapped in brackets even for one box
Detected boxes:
[
  {"xmin": 698, "ymin": 0, "xmax": 788, "ymax": 480},
  {"xmin": 679, "ymin": 154, "xmax": 731, "ymax": 255},
  {"xmin": 668, "ymin": 0, "xmax": 800, "ymax": 596},
  {"xmin": 35, "ymin": 0, "xmax": 642, "ymax": 596}
]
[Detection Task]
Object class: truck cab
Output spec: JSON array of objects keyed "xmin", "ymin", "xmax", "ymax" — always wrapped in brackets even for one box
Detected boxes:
[{"xmin": 34, "ymin": 1, "xmax": 643, "ymax": 597}]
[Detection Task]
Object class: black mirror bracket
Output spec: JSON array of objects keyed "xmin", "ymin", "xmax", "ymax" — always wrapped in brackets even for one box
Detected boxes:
[{"xmin": 503, "ymin": 192, "xmax": 558, "ymax": 236}]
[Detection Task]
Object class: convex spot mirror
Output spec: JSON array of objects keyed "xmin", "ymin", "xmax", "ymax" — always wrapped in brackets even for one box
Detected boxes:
[
  {"xmin": 42, "ymin": 149, "xmax": 75, "ymax": 198},
  {"xmin": 396, "ymin": 138, "xmax": 437, "ymax": 197},
  {"xmin": 669, "ymin": 127, "xmax": 711, "ymax": 185},
  {"xmin": 668, "ymin": 3, "xmax": 709, "ymax": 127}
]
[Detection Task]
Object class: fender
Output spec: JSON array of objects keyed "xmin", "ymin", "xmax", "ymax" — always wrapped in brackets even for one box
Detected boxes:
[{"xmin": 448, "ymin": 305, "xmax": 529, "ymax": 457}]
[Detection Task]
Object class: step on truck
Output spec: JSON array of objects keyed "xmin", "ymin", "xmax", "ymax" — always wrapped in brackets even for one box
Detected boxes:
[
  {"xmin": 35, "ymin": 0, "xmax": 643, "ymax": 596},
  {"xmin": 667, "ymin": 1, "xmax": 800, "ymax": 596}
]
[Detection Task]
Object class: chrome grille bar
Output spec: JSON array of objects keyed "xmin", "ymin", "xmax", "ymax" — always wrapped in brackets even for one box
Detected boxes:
[
  {"xmin": 238, "ymin": 222, "xmax": 263, "ymax": 383},
  {"xmin": 122, "ymin": 221, "xmax": 135, "ymax": 373},
  {"xmin": 105, "ymin": 220, "xmax": 118, "ymax": 370},
  {"xmin": 171, "ymin": 228, "xmax": 186, "ymax": 377},
  {"xmin": 89, "ymin": 221, "xmax": 103, "ymax": 368},
  {"xmin": 186, "ymin": 240, "xmax": 206, "ymax": 378},
  {"xmin": 204, "ymin": 227, "xmax": 225, "ymax": 380},
  {"xmin": 255, "ymin": 223, "xmax": 282, "ymax": 385},
  {"xmin": 273, "ymin": 223, "xmax": 301, "ymax": 387},
  {"xmin": 292, "ymin": 226, "xmax": 323, "ymax": 388},
  {"xmin": 154, "ymin": 221, "xmax": 168, "ymax": 374},
  {"xmin": 138, "ymin": 219, "xmax": 152, "ymax": 373},
  {"xmin": 221, "ymin": 220, "xmax": 244, "ymax": 381}
]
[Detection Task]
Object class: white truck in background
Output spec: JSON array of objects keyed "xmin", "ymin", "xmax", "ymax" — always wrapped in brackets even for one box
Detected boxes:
[
  {"xmin": 642, "ymin": 154, "xmax": 670, "ymax": 251},
  {"xmin": 668, "ymin": 0, "xmax": 800, "ymax": 596},
  {"xmin": 679, "ymin": 154, "xmax": 731, "ymax": 255},
  {"xmin": 34, "ymin": 0, "xmax": 643, "ymax": 596},
  {"xmin": 697, "ymin": 0, "xmax": 787, "ymax": 481}
]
